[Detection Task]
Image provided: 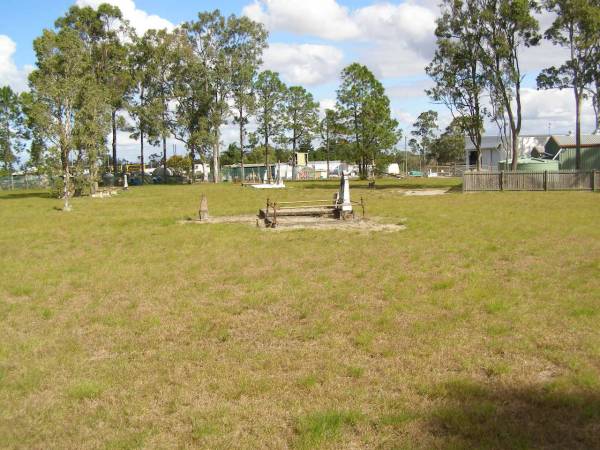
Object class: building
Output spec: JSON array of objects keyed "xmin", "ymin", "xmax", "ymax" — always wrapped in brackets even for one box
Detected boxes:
[
  {"xmin": 465, "ymin": 135, "xmax": 550, "ymax": 170},
  {"xmin": 544, "ymin": 135, "xmax": 600, "ymax": 170}
]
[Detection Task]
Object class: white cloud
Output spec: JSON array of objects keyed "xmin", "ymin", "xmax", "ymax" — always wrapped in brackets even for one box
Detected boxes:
[
  {"xmin": 0, "ymin": 35, "xmax": 32, "ymax": 92},
  {"xmin": 243, "ymin": 0, "xmax": 360, "ymax": 41},
  {"xmin": 319, "ymin": 98, "xmax": 336, "ymax": 114},
  {"xmin": 394, "ymin": 110, "xmax": 416, "ymax": 128},
  {"xmin": 244, "ymin": 0, "xmax": 438, "ymax": 79},
  {"xmin": 76, "ymin": 0, "xmax": 174, "ymax": 34},
  {"xmin": 354, "ymin": 2, "xmax": 437, "ymax": 77},
  {"xmin": 388, "ymin": 80, "xmax": 433, "ymax": 99},
  {"xmin": 359, "ymin": 42, "xmax": 431, "ymax": 78},
  {"xmin": 353, "ymin": 2, "xmax": 436, "ymax": 46},
  {"xmin": 520, "ymin": 88, "xmax": 596, "ymax": 134},
  {"xmin": 262, "ymin": 43, "xmax": 344, "ymax": 85}
]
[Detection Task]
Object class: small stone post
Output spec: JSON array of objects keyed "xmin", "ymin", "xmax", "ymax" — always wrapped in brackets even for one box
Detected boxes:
[
  {"xmin": 338, "ymin": 171, "xmax": 353, "ymax": 219},
  {"xmin": 199, "ymin": 194, "xmax": 209, "ymax": 221},
  {"xmin": 123, "ymin": 173, "xmax": 128, "ymax": 190}
]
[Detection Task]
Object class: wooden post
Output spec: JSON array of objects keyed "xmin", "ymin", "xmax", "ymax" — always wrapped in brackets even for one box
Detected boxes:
[
  {"xmin": 199, "ymin": 194, "xmax": 209, "ymax": 221},
  {"xmin": 592, "ymin": 170, "xmax": 597, "ymax": 191},
  {"xmin": 543, "ymin": 170, "xmax": 548, "ymax": 191},
  {"xmin": 500, "ymin": 171, "xmax": 504, "ymax": 191},
  {"xmin": 266, "ymin": 197, "xmax": 270, "ymax": 224}
]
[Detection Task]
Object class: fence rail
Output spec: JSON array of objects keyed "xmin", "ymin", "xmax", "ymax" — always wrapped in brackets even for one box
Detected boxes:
[{"xmin": 463, "ymin": 170, "xmax": 600, "ymax": 192}]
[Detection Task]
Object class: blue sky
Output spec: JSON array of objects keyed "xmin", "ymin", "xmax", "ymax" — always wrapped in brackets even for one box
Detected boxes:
[{"xmin": 0, "ymin": 0, "xmax": 596, "ymax": 160}]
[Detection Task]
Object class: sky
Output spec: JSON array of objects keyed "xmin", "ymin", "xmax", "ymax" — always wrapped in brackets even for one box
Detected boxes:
[{"xmin": 0, "ymin": 0, "xmax": 597, "ymax": 161}]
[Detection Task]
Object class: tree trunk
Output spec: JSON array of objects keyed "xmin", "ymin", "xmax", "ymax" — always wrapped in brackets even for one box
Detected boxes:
[
  {"xmin": 61, "ymin": 148, "xmax": 71, "ymax": 211},
  {"xmin": 575, "ymin": 87, "xmax": 582, "ymax": 170},
  {"xmin": 594, "ymin": 77, "xmax": 600, "ymax": 133},
  {"xmin": 112, "ymin": 109, "xmax": 118, "ymax": 175},
  {"xmin": 292, "ymin": 132, "xmax": 297, "ymax": 181},
  {"xmin": 326, "ymin": 133, "xmax": 330, "ymax": 180},
  {"xmin": 190, "ymin": 145, "xmax": 196, "ymax": 182},
  {"xmin": 162, "ymin": 134, "xmax": 167, "ymax": 184},
  {"xmin": 239, "ymin": 109, "xmax": 245, "ymax": 183},
  {"xmin": 140, "ymin": 130, "xmax": 145, "ymax": 185},
  {"xmin": 213, "ymin": 128, "xmax": 220, "ymax": 183},
  {"xmin": 89, "ymin": 146, "xmax": 98, "ymax": 194},
  {"xmin": 4, "ymin": 118, "xmax": 11, "ymax": 172},
  {"xmin": 265, "ymin": 133, "xmax": 271, "ymax": 183}
]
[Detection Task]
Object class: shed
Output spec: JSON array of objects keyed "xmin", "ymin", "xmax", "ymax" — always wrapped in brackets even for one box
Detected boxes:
[
  {"xmin": 465, "ymin": 135, "xmax": 551, "ymax": 171},
  {"xmin": 545, "ymin": 135, "xmax": 600, "ymax": 170}
]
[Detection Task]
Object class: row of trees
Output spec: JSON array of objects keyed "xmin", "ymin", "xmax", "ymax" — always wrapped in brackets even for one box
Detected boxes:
[
  {"xmin": 427, "ymin": 0, "xmax": 600, "ymax": 171},
  {"xmin": 1, "ymin": 4, "xmax": 402, "ymax": 206}
]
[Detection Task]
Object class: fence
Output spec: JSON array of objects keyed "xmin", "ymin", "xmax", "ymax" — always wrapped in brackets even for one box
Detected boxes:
[
  {"xmin": 463, "ymin": 170, "xmax": 600, "ymax": 192},
  {"xmin": 0, "ymin": 174, "xmax": 53, "ymax": 190}
]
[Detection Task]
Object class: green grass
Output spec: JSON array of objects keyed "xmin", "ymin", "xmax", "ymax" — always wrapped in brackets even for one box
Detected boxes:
[
  {"xmin": 0, "ymin": 178, "xmax": 599, "ymax": 448},
  {"xmin": 295, "ymin": 410, "xmax": 362, "ymax": 449}
]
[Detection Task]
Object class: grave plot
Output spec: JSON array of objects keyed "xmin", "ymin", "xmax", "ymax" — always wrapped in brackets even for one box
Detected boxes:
[{"xmin": 182, "ymin": 172, "xmax": 405, "ymax": 232}]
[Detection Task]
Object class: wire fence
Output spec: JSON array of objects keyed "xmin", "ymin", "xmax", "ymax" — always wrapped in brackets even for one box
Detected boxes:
[{"xmin": 0, "ymin": 175, "xmax": 54, "ymax": 190}]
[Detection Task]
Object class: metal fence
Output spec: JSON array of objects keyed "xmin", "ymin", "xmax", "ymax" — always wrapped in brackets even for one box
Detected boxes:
[
  {"xmin": 463, "ymin": 170, "xmax": 600, "ymax": 192},
  {"xmin": 0, "ymin": 175, "xmax": 53, "ymax": 190}
]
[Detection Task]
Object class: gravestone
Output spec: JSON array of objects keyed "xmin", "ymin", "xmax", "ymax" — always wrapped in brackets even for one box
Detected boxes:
[
  {"xmin": 123, "ymin": 174, "xmax": 128, "ymax": 190},
  {"xmin": 337, "ymin": 171, "xmax": 353, "ymax": 218},
  {"xmin": 199, "ymin": 194, "xmax": 209, "ymax": 221}
]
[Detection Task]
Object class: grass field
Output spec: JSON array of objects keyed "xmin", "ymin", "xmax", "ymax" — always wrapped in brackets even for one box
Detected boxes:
[{"xmin": 1, "ymin": 178, "xmax": 599, "ymax": 449}]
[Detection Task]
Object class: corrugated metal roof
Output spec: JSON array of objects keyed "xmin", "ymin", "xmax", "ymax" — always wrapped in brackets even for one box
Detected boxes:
[
  {"xmin": 550, "ymin": 134, "xmax": 600, "ymax": 147},
  {"xmin": 465, "ymin": 136, "xmax": 506, "ymax": 151}
]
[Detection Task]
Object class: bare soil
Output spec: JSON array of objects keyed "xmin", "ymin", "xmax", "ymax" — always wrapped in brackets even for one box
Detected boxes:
[{"xmin": 182, "ymin": 215, "xmax": 406, "ymax": 232}]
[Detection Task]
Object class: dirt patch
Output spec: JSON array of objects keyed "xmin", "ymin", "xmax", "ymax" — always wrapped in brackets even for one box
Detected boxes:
[
  {"xmin": 181, "ymin": 215, "xmax": 406, "ymax": 232},
  {"xmin": 403, "ymin": 188, "xmax": 450, "ymax": 196}
]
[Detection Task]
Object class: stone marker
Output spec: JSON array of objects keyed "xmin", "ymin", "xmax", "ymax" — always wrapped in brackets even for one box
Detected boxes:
[
  {"xmin": 199, "ymin": 194, "xmax": 209, "ymax": 221},
  {"xmin": 337, "ymin": 171, "xmax": 353, "ymax": 218},
  {"xmin": 123, "ymin": 173, "xmax": 128, "ymax": 190}
]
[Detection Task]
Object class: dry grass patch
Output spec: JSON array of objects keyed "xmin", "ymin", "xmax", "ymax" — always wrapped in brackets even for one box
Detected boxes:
[{"xmin": 0, "ymin": 180, "xmax": 599, "ymax": 448}]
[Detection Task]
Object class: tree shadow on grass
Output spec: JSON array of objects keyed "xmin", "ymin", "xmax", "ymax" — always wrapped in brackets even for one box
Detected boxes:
[
  {"xmin": 425, "ymin": 379, "xmax": 600, "ymax": 449},
  {"xmin": 0, "ymin": 191, "xmax": 53, "ymax": 200}
]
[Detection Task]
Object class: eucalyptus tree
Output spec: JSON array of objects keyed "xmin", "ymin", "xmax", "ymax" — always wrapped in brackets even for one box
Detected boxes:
[
  {"xmin": 537, "ymin": 0, "xmax": 600, "ymax": 168},
  {"xmin": 181, "ymin": 11, "xmax": 230, "ymax": 183},
  {"xmin": 72, "ymin": 80, "xmax": 111, "ymax": 191},
  {"xmin": 336, "ymin": 63, "xmax": 399, "ymax": 179},
  {"xmin": 0, "ymin": 86, "xmax": 27, "ymax": 174},
  {"xmin": 127, "ymin": 32, "xmax": 162, "ymax": 184},
  {"xmin": 426, "ymin": 0, "xmax": 486, "ymax": 170},
  {"xmin": 229, "ymin": 16, "xmax": 268, "ymax": 182},
  {"xmin": 28, "ymin": 26, "xmax": 91, "ymax": 210},
  {"xmin": 144, "ymin": 29, "xmax": 178, "ymax": 179},
  {"xmin": 55, "ymin": 3, "xmax": 130, "ymax": 181},
  {"xmin": 319, "ymin": 108, "xmax": 340, "ymax": 179},
  {"xmin": 254, "ymin": 70, "xmax": 286, "ymax": 182},
  {"xmin": 282, "ymin": 86, "xmax": 319, "ymax": 179},
  {"xmin": 411, "ymin": 111, "xmax": 439, "ymax": 165},
  {"xmin": 590, "ymin": 76, "xmax": 600, "ymax": 133},
  {"xmin": 169, "ymin": 28, "xmax": 211, "ymax": 181},
  {"xmin": 476, "ymin": 0, "xmax": 540, "ymax": 170}
]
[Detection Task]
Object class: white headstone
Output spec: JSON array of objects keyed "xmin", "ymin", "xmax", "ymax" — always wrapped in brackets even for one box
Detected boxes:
[
  {"xmin": 123, "ymin": 173, "xmax": 128, "ymax": 190},
  {"xmin": 276, "ymin": 162, "xmax": 282, "ymax": 185},
  {"xmin": 338, "ymin": 171, "xmax": 352, "ymax": 213}
]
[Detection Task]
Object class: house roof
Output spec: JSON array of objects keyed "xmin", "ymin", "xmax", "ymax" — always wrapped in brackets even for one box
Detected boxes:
[
  {"xmin": 549, "ymin": 135, "xmax": 600, "ymax": 148},
  {"xmin": 465, "ymin": 136, "xmax": 506, "ymax": 151}
]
